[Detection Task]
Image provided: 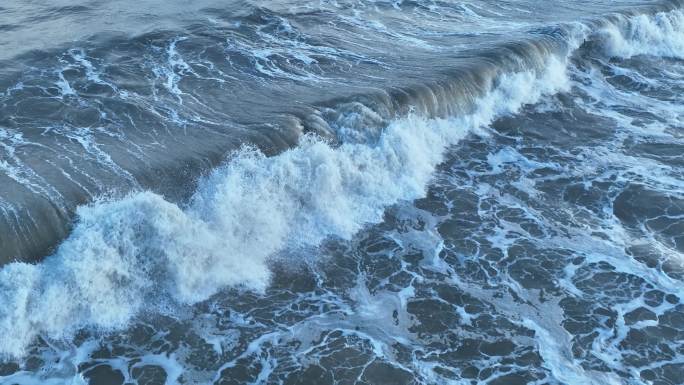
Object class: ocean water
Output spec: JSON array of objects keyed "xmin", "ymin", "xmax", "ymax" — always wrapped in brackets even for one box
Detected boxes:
[{"xmin": 0, "ymin": 0, "xmax": 683, "ymax": 384}]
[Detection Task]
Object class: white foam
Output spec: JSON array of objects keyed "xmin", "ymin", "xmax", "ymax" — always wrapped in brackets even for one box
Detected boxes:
[
  {"xmin": 132, "ymin": 353, "xmax": 184, "ymax": 385},
  {"xmin": 600, "ymin": 9, "xmax": 684, "ymax": 59},
  {"xmin": 0, "ymin": 50, "xmax": 572, "ymax": 358},
  {"xmin": 4, "ymin": 6, "xmax": 684, "ymax": 359},
  {"xmin": 523, "ymin": 318, "xmax": 623, "ymax": 385}
]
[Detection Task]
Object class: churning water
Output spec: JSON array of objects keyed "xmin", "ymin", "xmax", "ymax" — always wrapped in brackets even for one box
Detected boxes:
[{"xmin": 0, "ymin": 1, "xmax": 683, "ymax": 384}]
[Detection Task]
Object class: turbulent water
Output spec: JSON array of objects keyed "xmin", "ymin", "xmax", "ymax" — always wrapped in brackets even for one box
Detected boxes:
[{"xmin": 1, "ymin": 0, "xmax": 683, "ymax": 384}]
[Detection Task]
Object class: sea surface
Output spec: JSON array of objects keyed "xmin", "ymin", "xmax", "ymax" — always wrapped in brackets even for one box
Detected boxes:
[{"xmin": 0, "ymin": 1, "xmax": 683, "ymax": 384}]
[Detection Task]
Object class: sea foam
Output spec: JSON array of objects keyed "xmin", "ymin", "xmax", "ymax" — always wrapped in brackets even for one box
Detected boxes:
[{"xmin": 1, "ymin": 6, "xmax": 681, "ymax": 358}]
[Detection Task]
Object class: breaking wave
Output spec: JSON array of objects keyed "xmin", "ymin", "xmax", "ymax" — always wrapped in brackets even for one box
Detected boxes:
[{"xmin": 1, "ymin": 5, "xmax": 683, "ymax": 359}]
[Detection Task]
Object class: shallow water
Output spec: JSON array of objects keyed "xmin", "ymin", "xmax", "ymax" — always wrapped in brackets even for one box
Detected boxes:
[{"xmin": 1, "ymin": 1, "xmax": 683, "ymax": 384}]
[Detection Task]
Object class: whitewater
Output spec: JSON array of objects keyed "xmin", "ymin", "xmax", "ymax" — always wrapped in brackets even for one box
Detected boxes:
[{"xmin": 1, "ymin": 1, "xmax": 684, "ymax": 384}]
